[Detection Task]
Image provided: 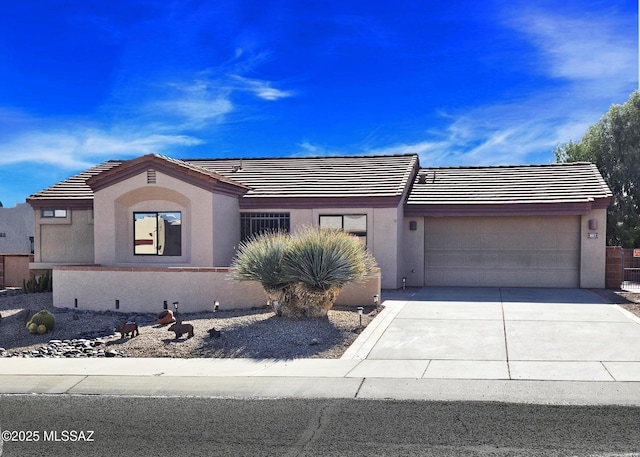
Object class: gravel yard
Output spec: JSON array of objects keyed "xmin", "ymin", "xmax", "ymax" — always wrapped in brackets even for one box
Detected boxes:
[{"xmin": 0, "ymin": 291, "xmax": 378, "ymax": 359}]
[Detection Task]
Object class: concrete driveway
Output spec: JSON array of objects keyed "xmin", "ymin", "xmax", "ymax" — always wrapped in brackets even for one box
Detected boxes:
[{"xmin": 342, "ymin": 287, "xmax": 640, "ymax": 381}]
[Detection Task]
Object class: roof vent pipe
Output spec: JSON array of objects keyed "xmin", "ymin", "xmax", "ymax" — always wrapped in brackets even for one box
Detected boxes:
[{"xmin": 417, "ymin": 173, "xmax": 427, "ymax": 184}]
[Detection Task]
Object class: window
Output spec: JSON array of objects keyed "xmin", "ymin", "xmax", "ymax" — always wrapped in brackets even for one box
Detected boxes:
[
  {"xmin": 133, "ymin": 212, "xmax": 182, "ymax": 256},
  {"xmin": 42, "ymin": 209, "xmax": 67, "ymax": 218},
  {"xmin": 0, "ymin": 233, "xmax": 6, "ymax": 237},
  {"xmin": 240, "ymin": 213, "xmax": 290, "ymax": 241},
  {"xmin": 319, "ymin": 214, "xmax": 367, "ymax": 245}
]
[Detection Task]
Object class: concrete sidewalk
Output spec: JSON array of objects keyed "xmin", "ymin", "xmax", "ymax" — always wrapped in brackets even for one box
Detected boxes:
[{"xmin": 2, "ymin": 287, "xmax": 640, "ymax": 405}]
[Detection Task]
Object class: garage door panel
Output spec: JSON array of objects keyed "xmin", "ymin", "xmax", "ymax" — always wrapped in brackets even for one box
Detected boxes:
[
  {"xmin": 424, "ymin": 216, "xmax": 580, "ymax": 288},
  {"xmin": 425, "ymin": 252, "xmax": 445, "ymax": 267},
  {"xmin": 445, "ymin": 252, "xmax": 464, "ymax": 268}
]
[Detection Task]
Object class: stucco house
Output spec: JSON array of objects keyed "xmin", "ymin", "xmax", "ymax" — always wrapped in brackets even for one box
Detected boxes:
[{"xmin": 26, "ymin": 153, "xmax": 612, "ymax": 312}]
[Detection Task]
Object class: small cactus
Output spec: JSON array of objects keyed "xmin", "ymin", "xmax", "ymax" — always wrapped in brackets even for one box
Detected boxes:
[{"xmin": 27, "ymin": 310, "xmax": 55, "ymax": 333}]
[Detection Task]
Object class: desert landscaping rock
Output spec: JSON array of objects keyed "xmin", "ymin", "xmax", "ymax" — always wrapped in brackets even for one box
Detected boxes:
[
  {"xmin": 0, "ymin": 291, "xmax": 378, "ymax": 359},
  {"xmin": 2, "ymin": 336, "xmax": 124, "ymax": 358}
]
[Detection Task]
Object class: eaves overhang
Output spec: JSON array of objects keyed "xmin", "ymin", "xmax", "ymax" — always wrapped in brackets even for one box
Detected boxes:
[
  {"xmin": 26, "ymin": 198, "xmax": 94, "ymax": 210},
  {"xmin": 239, "ymin": 195, "xmax": 404, "ymax": 210},
  {"xmin": 404, "ymin": 197, "xmax": 612, "ymax": 217}
]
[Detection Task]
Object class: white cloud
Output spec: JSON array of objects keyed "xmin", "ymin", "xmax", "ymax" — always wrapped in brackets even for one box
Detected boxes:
[
  {"xmin": 506, "ymin": 7, "xmax": 637, "ymax": 92},
  {"xmin": 368, "ymin": 97, "xmax": 606, "ymax": 167},
  {"xmin": 0, "ymin": 129, "xmax": 202, "ymax": 169},
  {"xmin": 130, "ymin": 57, "xmax": 293, "ymax": 133},
  {"xmin": 231, "ymin": 75, "xmax": 294, "ymax": 101},
  {"xmin": 294, "ymin": 141, "xmax": 340, "ymax": 157}
]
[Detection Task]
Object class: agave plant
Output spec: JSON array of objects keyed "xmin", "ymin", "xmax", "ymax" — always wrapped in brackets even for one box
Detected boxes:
[{"xmin": 231, "ymin": 227, "xmax": 377, "ymax": 318}]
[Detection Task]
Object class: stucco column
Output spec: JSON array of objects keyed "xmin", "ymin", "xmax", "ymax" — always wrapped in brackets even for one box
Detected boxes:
[{"xmin": 580, "ymin": 208, "xmax": 607, "ymax": 288}]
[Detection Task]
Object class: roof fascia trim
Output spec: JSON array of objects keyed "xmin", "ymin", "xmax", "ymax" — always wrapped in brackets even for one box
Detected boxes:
[
  {"xmin": 25, "ymin": 199, "xmax": 94, "ymax": 210},
  {"xmin": 404, "ymin": 201, "xmax": 604, "ymax": 217},
  {"xmin": 239, "ymin": 196, "xmax": 402, "ymax": 209}
]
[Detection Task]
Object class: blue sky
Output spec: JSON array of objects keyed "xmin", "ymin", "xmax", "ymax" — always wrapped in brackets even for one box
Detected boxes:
[{"xmin": 0, "ymin": 0, "xmax": 637, "ymax": 207}]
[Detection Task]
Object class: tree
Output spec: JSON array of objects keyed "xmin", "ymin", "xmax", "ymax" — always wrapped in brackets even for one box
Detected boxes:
[
  {"xmin": 231, "ymin": 227, "xmax": 377, "ymax": 318},
  {"xmin": 554, "ymin": 91, "xmax": 640, "ymax": 247}
]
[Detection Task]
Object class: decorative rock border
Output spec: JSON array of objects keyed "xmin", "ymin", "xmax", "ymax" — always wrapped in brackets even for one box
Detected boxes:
[{"xmin": 0, "ymin": 337, "xmax": 128, "ymax": 358}]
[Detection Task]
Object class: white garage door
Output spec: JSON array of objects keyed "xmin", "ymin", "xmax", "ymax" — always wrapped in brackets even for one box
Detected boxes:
[{"xmin": 424, "ymin": 216, "xmax": 580, "ymax": 288}]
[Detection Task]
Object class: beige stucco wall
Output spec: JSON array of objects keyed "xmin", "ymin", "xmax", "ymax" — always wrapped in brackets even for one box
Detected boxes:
[
  {"xmin": 371, "ymin": 206, "xmax": 402, "ymax": 289},
  {"xmin": 240, "ymin": 205, "xmax": 403, "ymax": 289},
  {"xmin": 53, "ymin": 267, "xmax": 381, "ymax": 312},
  {"xmin": 401, "ymin": 217, "xmax": 425, "ymax": 287},
  {"xmin": 212, "ymin": 193, "xmax": 241, "ymax": 266},
  {"xmin": 34, "ymin": 209, "xmax": 94, "ymax": 265},
  {"xmin": 93, "ymin": 170, "xmax": 241, "ymax": 267},
  {"xmin": 580, "ymin": 208, "xmax": 607, "ymax": 288}
]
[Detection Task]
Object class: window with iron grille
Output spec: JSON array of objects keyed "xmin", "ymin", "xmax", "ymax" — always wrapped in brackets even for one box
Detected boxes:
[{"xmin": 240, "ymin": 213, "xmax": 290, "ymax": 241}]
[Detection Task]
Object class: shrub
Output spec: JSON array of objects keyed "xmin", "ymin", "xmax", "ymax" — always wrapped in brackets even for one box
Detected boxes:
[{"xmin": 231, "ymin": 227, "xmax": 377, "ymax": 318}]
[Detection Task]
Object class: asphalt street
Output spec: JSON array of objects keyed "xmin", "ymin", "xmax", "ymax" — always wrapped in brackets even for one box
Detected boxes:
[{"xmin": 1, "ymin": 395, "xmax": 640, "ymax": 456}]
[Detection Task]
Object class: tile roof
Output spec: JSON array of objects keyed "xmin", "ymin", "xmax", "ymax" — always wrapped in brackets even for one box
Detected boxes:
[
  {"xmin": 189, "ymin": 155, "xmax": 418, "ymax": 199},
  {"xmin": 27, "ymin": 160, "xmax": 122, "ymax": 203},
  {"xmin": 406, "ymin": 162, "xmax": 612, "ymax": 214},
  {"xmin": 28, "ymin": 154, "xmax": 419, "ymax": 204}
]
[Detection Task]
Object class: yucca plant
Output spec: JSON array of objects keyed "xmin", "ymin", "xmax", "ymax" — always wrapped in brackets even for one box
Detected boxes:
[
  {"xmin": 231, "ymin": 230, "xmax": 290, "ymax": 305},
  {"xmin": 231, "ymin": 227, "xmax": 377, "ymax": 318}
]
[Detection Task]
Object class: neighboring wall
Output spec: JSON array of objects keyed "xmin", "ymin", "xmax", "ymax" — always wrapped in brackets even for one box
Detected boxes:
[
  {"xmin": 0, "ymin": 203, "xmax": 33, "ymax": 254},
  {"xmin": 605, "ymin": 246, "xmax": 640, "ymax": 289},
  {"xmin": 605, "ymin": 246, "xmax": 623, "ymax": 289},
  {"xmin": 0, "ymin": 254, "xmax": 33, "ymax": 288}
]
